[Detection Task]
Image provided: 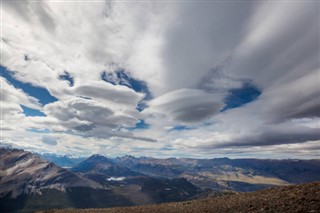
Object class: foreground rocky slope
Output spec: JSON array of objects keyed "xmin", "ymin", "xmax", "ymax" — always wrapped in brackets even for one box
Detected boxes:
[{"xmin": 40, "ymin": 181, "xmax": 320, "ymax": 213}]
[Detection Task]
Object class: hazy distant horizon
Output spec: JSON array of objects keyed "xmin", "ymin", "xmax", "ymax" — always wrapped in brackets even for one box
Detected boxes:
[{"xmin": 2, "ymin": 145, "xmax": 319, "ymax": 160}]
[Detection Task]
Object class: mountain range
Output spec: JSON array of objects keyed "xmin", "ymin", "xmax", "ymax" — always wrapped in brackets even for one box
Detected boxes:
[
  {"xmin": 35, "ymin": 153, "xmax": 86, "ymax": 168},
  {"xmin": 114, "ymin": 155, "xmax": 320, "ymax": 191},
  {"xmin": 0, "ymin": 148, "xmax": 205, "ymax": 212},
  {"xmin": 38, "ymin": 152, "xmax": 320, "ymax": 191},
  {"xmin": 1, "ymin": 147, "xmax": 320, "ymax": 212}
]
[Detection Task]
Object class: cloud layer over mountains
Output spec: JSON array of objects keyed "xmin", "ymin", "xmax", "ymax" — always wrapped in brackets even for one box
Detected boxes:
[{"xmin": 1, "ymin": 1, "xmax": 319, "ymax": 158}]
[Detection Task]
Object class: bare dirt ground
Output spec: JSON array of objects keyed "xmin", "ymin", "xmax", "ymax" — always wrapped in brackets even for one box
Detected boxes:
[{"xmin": 39, "ymin": 181, "xmax": 320, "ymax": 213}]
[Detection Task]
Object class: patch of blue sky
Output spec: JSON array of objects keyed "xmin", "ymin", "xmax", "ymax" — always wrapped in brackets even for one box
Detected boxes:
[
  {"xmin": 136, "ymin": 101, "xmax": 149, "ymax": 112},
  {"xmin": 26, "ymin": 128, "xmax": 51, "ymax": 133},
  {"xmin": 59, "ymin": 71, "xmax": 74, "ymax": 86},
  {"xmin": 222, "ymin": 83, "xmax": 261, "ymax": 111},
  {"xmin": 127, "ymin": 120, "xmax": 149, "ymax": 131},
  {"xmin": 1, "ymin": 66, "xmax": 58, "ymax": 105},
  {"xmin": 21, "ymin": 105, "xmax": 46, "ymax": 116},
  {"xmin": 169, "ymin": 125, "xmax": 196, "ymax": 132}
]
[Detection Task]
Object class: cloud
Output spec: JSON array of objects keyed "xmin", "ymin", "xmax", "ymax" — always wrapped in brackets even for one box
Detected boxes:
[
  {"xmin": 197, "ymin": 67, "xmax": 244, "ymax": 93},
  {"xmin": 0, "ymin": 77, "xmax": 42, "ymax": 132},
  {"xmin": 226, "ymin": 2, "xmax": 319, "ymax": 121},
  {"xmin": 210, "ymin": 125, "xmax": 320, "ymax": 148},
  {"xmin": 1, "ymin": 1, "xmax": 172, "ymax": 97},
  {"xmin": 1, "ymin": 1, "xmax": 319, "ymax": 158},
  {"xmin": 0, "ymin": 77, "xmax": 41, "ymax": 110},
  {"xmin": 156, "ymin": 2, "xmax": 253, "ymax": 94},
  {"xmin": 72, "ymin": 81, "xmax": 144, "ymax": 106},
  {"xmin": 42, "ymin": 96, "xmax": 154, "ymax": 140},
  {"xmin": 258, "ymin": 69, "xmax": 320, "ymax": 123},
  {"xmin": 42, "ymin": 136, "xmax": 58, "ymax": 146},
  {"xmin": 147, "ymin": 89, "xmax": 224, "ymax": 123},
  {"xmin": 191, "ymin": 141, "xmax": 320, "ymax": 159}
]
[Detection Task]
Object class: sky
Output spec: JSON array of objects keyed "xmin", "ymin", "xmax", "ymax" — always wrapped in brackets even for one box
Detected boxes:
[{"xmin": 0, "ymin": 1, "xmax": 319, "ymax": 159}]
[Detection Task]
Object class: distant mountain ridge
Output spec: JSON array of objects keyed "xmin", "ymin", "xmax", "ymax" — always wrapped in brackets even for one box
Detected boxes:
[
  {"xmin": 71, "ymin": 154, "xmax": 140, "ymax": 177},
  {"xmin": 112, "ymin": 155, "xmax": 320, "ymax": 191},
  {"xmin": 43, "ymin": 152, "xmax": 320, "ymax": 192},
  {"xmin": 35, "ymin": 153, "xmax": 86, "ymax": 168}
]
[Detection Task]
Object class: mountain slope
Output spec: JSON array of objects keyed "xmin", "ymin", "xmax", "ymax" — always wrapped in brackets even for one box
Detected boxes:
[
  {"xmin": 41, "ymin": 181, "xmax": 320, "ymax": 213},
  {"xmin": 0, "ymin": 148, "xmax": 102, "ymax": 198}
]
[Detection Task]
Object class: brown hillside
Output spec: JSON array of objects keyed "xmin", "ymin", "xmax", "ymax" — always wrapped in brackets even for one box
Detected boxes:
[{"xmin": 40, "ymin": 181, "xmax": 320, "ymax": 213}]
